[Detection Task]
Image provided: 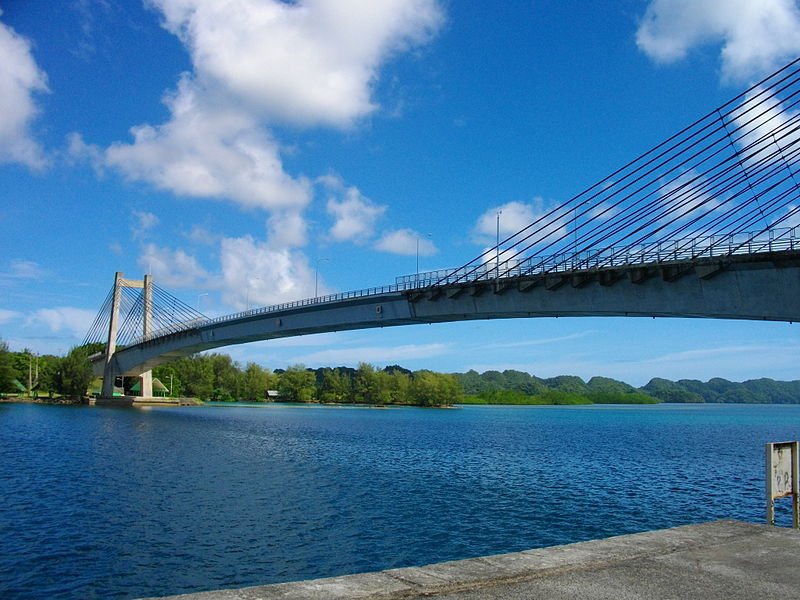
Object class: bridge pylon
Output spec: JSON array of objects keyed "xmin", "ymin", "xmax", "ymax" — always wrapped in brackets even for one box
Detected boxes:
[{"xmin": 101, "ymin": 272, "xmax": 154, "ymax": 399}]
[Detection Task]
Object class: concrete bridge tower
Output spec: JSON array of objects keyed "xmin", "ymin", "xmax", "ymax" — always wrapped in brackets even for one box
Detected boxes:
[{"xmin": 101, "ymin": 272, "xmax": 153, "ymax": 399}]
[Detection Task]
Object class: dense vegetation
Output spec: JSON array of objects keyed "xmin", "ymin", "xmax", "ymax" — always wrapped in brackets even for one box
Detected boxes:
[
  {"xmin": 454, "ymin": 369, "xmax": 800, "ymax": 404},
  {"xmin": 455, "ymin": 371, "xmax": 660, "ymax": 404},
  {"xmin": 151, "ymin": 358, "xmax": 462, "ymax": 406},
  {"xmin": 2, "ymin": 338, "xmax": 799, "ymax": 404},
  {"xmin": 0, "ymin": 339, "xmax": 97, "ymax": 400}
]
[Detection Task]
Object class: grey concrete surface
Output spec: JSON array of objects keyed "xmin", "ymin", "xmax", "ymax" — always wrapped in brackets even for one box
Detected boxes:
[{"xmin": 142, "ymin": 520, "xmax": 800, "ymax": 600}]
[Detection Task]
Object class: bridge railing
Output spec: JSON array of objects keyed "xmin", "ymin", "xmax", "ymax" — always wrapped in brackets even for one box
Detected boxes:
[{"xmin": 130, "ymin": 226, "xmax": 799, "ymax": 346}]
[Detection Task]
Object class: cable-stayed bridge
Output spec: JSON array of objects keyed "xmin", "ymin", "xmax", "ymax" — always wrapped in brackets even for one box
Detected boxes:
[{"xmin": 85, "ymin": 58, "xmax": 800, "ymax": 398}]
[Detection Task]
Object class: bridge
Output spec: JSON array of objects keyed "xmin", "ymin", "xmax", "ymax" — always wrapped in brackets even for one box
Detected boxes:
[{"xmin": 85, "ymin": 58, "xmax": 800, "ymax": 399}]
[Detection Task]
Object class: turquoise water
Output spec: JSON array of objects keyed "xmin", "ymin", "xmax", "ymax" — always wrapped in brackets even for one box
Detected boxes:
[{"xmin": 1, "ymin": 402, "xmax": 799, "ymax": 599}]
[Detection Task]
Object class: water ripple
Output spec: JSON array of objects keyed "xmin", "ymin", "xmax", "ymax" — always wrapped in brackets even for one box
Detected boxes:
[{"xmin": 1, "ymin": 403, "xmax": 799, "ymax": 599}]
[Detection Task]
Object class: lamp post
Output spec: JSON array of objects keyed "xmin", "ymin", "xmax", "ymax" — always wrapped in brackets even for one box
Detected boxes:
[
  {"xmin": 315, "ymin": 258, "xmax": 328, "ymax": 297},
  {"xmin": 416, "ymin": 233, "xmax": 431, "ymax": 284},
  {"xmin": 496, "ymin": 210, "xmax": 502, "ymax": 278},
  {"xmin": 196, "ymin": 292, "xmax": 208, "ymax": 312}
]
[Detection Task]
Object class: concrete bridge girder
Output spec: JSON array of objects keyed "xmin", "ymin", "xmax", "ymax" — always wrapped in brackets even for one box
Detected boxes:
[{"xmin": 99, "ymin": 252, "xmax": 800, "ymax": 378}]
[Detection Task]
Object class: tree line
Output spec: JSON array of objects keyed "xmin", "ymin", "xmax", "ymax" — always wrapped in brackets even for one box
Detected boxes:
[
  {"xmin": 0, "ymin": 340, "xmax": 95, "ymax": 399},
  {"xmin": 3, "ymin": 339, "xmax": 799, "ymax": 404},
  {"xmin": 152, "ymin": 357, "xmax": 462, "ymax": 406}
]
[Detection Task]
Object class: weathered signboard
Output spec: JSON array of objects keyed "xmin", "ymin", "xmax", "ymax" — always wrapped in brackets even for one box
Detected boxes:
[{"xmin": 765, "ymin": 441, "xmax": 799, "ymax": 528}]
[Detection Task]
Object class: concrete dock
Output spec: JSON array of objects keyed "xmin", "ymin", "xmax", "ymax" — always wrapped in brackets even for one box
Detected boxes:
[{"xmin": 145, "ymin": 521, "xmax": 800, "ymax": 600}]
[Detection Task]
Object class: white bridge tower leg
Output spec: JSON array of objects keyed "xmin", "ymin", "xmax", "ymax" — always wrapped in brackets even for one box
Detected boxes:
[
  {"xmin": 101, "ymin": 272, "xmax": 123, "ymax": 398},
  {"xmin": 101, "ymin": 272, "xmax": 154, "ymax": 399},
  {"xmin": 139, "ymin": 274, "xmax": 153, "ymax": 398}
]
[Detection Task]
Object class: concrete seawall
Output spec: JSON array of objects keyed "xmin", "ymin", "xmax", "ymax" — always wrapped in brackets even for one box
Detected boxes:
[{"xmin": 142, "ymin": 520, "xmax": 800, "ymax": 600}]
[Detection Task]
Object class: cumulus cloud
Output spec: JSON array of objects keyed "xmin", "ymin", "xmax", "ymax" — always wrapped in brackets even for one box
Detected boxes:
[
  {"xmin": 139, "ymin": 243, "xmax": 209, "ymax": 288},
  {"xmin": 637, "ymin": 0, "xmax": 800, "ymax": 83},
  {"xmin": 322, "ymin": 175, "xmax": 386, "ymax": 243},
  {"xmin": 100, "ymin": 0, "xmax": 442, "ymax": 211},
  {"xmin": 267, "ymin": 209, "xmax": 308, "ymax": 248},
  {"xmin": 105, "ymin": 75, "xmax": 312, "ymax": 211},
  {"xmin": 375, "ymin": 228, "xmax": 437, "ymax": 256},
  {"xmin": 67, "ymin": 1, "xmax": 445, "ymax": 311},
  {"xmin": 148, "ymin": 0, "xmax": 443, "ymax": 127},
  {"xmin": 219, "ymin": 235, "xmax": 318, "ymax": 308},
  {"xmin": 0, "ymin": 13, "xmax": 49, "ymax": 169}
]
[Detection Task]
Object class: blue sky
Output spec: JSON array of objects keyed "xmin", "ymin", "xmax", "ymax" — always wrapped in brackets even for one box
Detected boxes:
[{"xmin": 2, "ymin": 0, "xmax": 800, "ymax": 386}]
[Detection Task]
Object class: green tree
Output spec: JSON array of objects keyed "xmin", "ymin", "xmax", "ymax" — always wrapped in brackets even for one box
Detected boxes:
[
  {"xmin": 37, "ymin": 355, "xmax": 61, "ymax": 397},
  {"xmin": 242, "ymin": 362, "xmax": 271, "ymax": 401},
  {"xmin": 317, "ymin": 368, "xmax": 351, "ymax": 403},
  {"xmin": 278, "ymin": 364, "xmax": 316, "ymax": 402},
  {"xmin": 353, "ymin": 362, "xmax": 378, "ymax": 404},
  {"xmin": 410, "ymin": 370, "xmax": 462, "ymax": 406},
  {"xmin": 209, "ymin": 354, "xmax": 242, "ymax": 401},
  {"xmin": 56, "ymin": 345, "xmax": 93, "ymax": 398},
  {"xmin": 173, "ymin": 355, "xmax": 214, "ymax": 400},
  {"xmin": 0, "ymin": 339, "xmax": 19, "ymax": 394}
]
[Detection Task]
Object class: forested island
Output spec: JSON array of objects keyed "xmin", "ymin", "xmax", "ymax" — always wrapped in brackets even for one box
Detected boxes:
[{"xmin": 2, "ymin": 339, "xmax": 799, "ymax": 405}]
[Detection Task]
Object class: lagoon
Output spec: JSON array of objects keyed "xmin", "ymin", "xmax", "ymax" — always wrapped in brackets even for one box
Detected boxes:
[{"xmin": 1, "ymin": 402, "xmax": 799, "ymax": 599}]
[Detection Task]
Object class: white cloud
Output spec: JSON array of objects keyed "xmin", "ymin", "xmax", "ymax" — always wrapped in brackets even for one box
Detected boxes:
[
  {"xmin": 0, "ymin": 308, "xmax": 22, "ymax": 325},
  {"xmin": 26, "ymin": 307, "xmax": 96, "ymax": 339},
  {"xmin": 0, "ymin": 14, "xmax": 48, "ymax": 169},
  {"xmin": 2, "ymin": 259, "xmax": 46, "ymax": 281},
  {"xmin": 139, "ymin": 243, "xmax": 209, "ymax": 288},
  {"xmin": 296, "ymin": 342, "xmax": 448, "ymax": 366},
  {"xmin": 637, "ymin": 0, "xmax": 800, "ymax": 83},
  {"xmin": 132, "ymin": 210, "xmax": 159, "ymax": 240},
  {"xmin": 219, "ymin": 235, "xmax": 318, "ymax": 308},
  {"xmin": 184, "ymin": 224, "xmax": 220, "ymax": 245},
  {"xmin": 65, "ymin": 131, "xmax": 104, "ymax": 173},
  {"xmin": 149, "ymin": 0, "xmax": 443, "ymax": 127},
  {"xmin": 99, "ymin": 0, "xmax": 442, "ymax": 212},
  {"xmin": 474, "ymin": 199, "xmax": 567, "ymax": 252},
  {"xmin": 105, "ymin": 75, "xmax": 312, "ymax": 212},
  {"xmin": 323, "ymin": 176, "xmax": 386, "ymax": 243},
  {"xmin": 267, "ymin": 209, "xmax": 308, "ymax": 248},
  {"xmin": 658, "ymin": 170, "xmax": 720, "ymax": 231},
  {"xmin": 77, "ymin": 0, "xmax": 444, "ymax": 310},
  {"xmin": 375, "ymin": 228, "xmax": 437, "ymax": 256}
]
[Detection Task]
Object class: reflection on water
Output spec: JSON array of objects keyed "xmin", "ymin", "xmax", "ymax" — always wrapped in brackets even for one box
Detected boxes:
[{"xmin": 1, "ymin": 402, "xmax": 799, "ymax": 599}]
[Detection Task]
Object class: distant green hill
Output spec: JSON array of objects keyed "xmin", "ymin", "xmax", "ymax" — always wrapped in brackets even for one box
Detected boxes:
[
  {"xmin": 642, "ymin": 377, "xmax": 800, "ymax": 403},
  {"xmin": 454, "ymin": 369, "xmax": 800, "ymax": 404}
]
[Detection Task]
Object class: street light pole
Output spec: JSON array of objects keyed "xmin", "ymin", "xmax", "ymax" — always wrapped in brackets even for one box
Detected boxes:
[
  {"xmin": 416, "ymin": 233, "xmax": 431, "ymax": 284},
  {"xmin": 416, "ymin": 237, "xmax": 420, "ymax": 281},
  {"xmin": 496, "ymin": 210, "xmax": 502, "ymax": 278},
  {"xmin": 197, "ymin": 292, "xmax": 208, "ymax": 312},
  {"xmin": 315, "ymin": 258, "xmax": 329, "ymax": 297}
]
